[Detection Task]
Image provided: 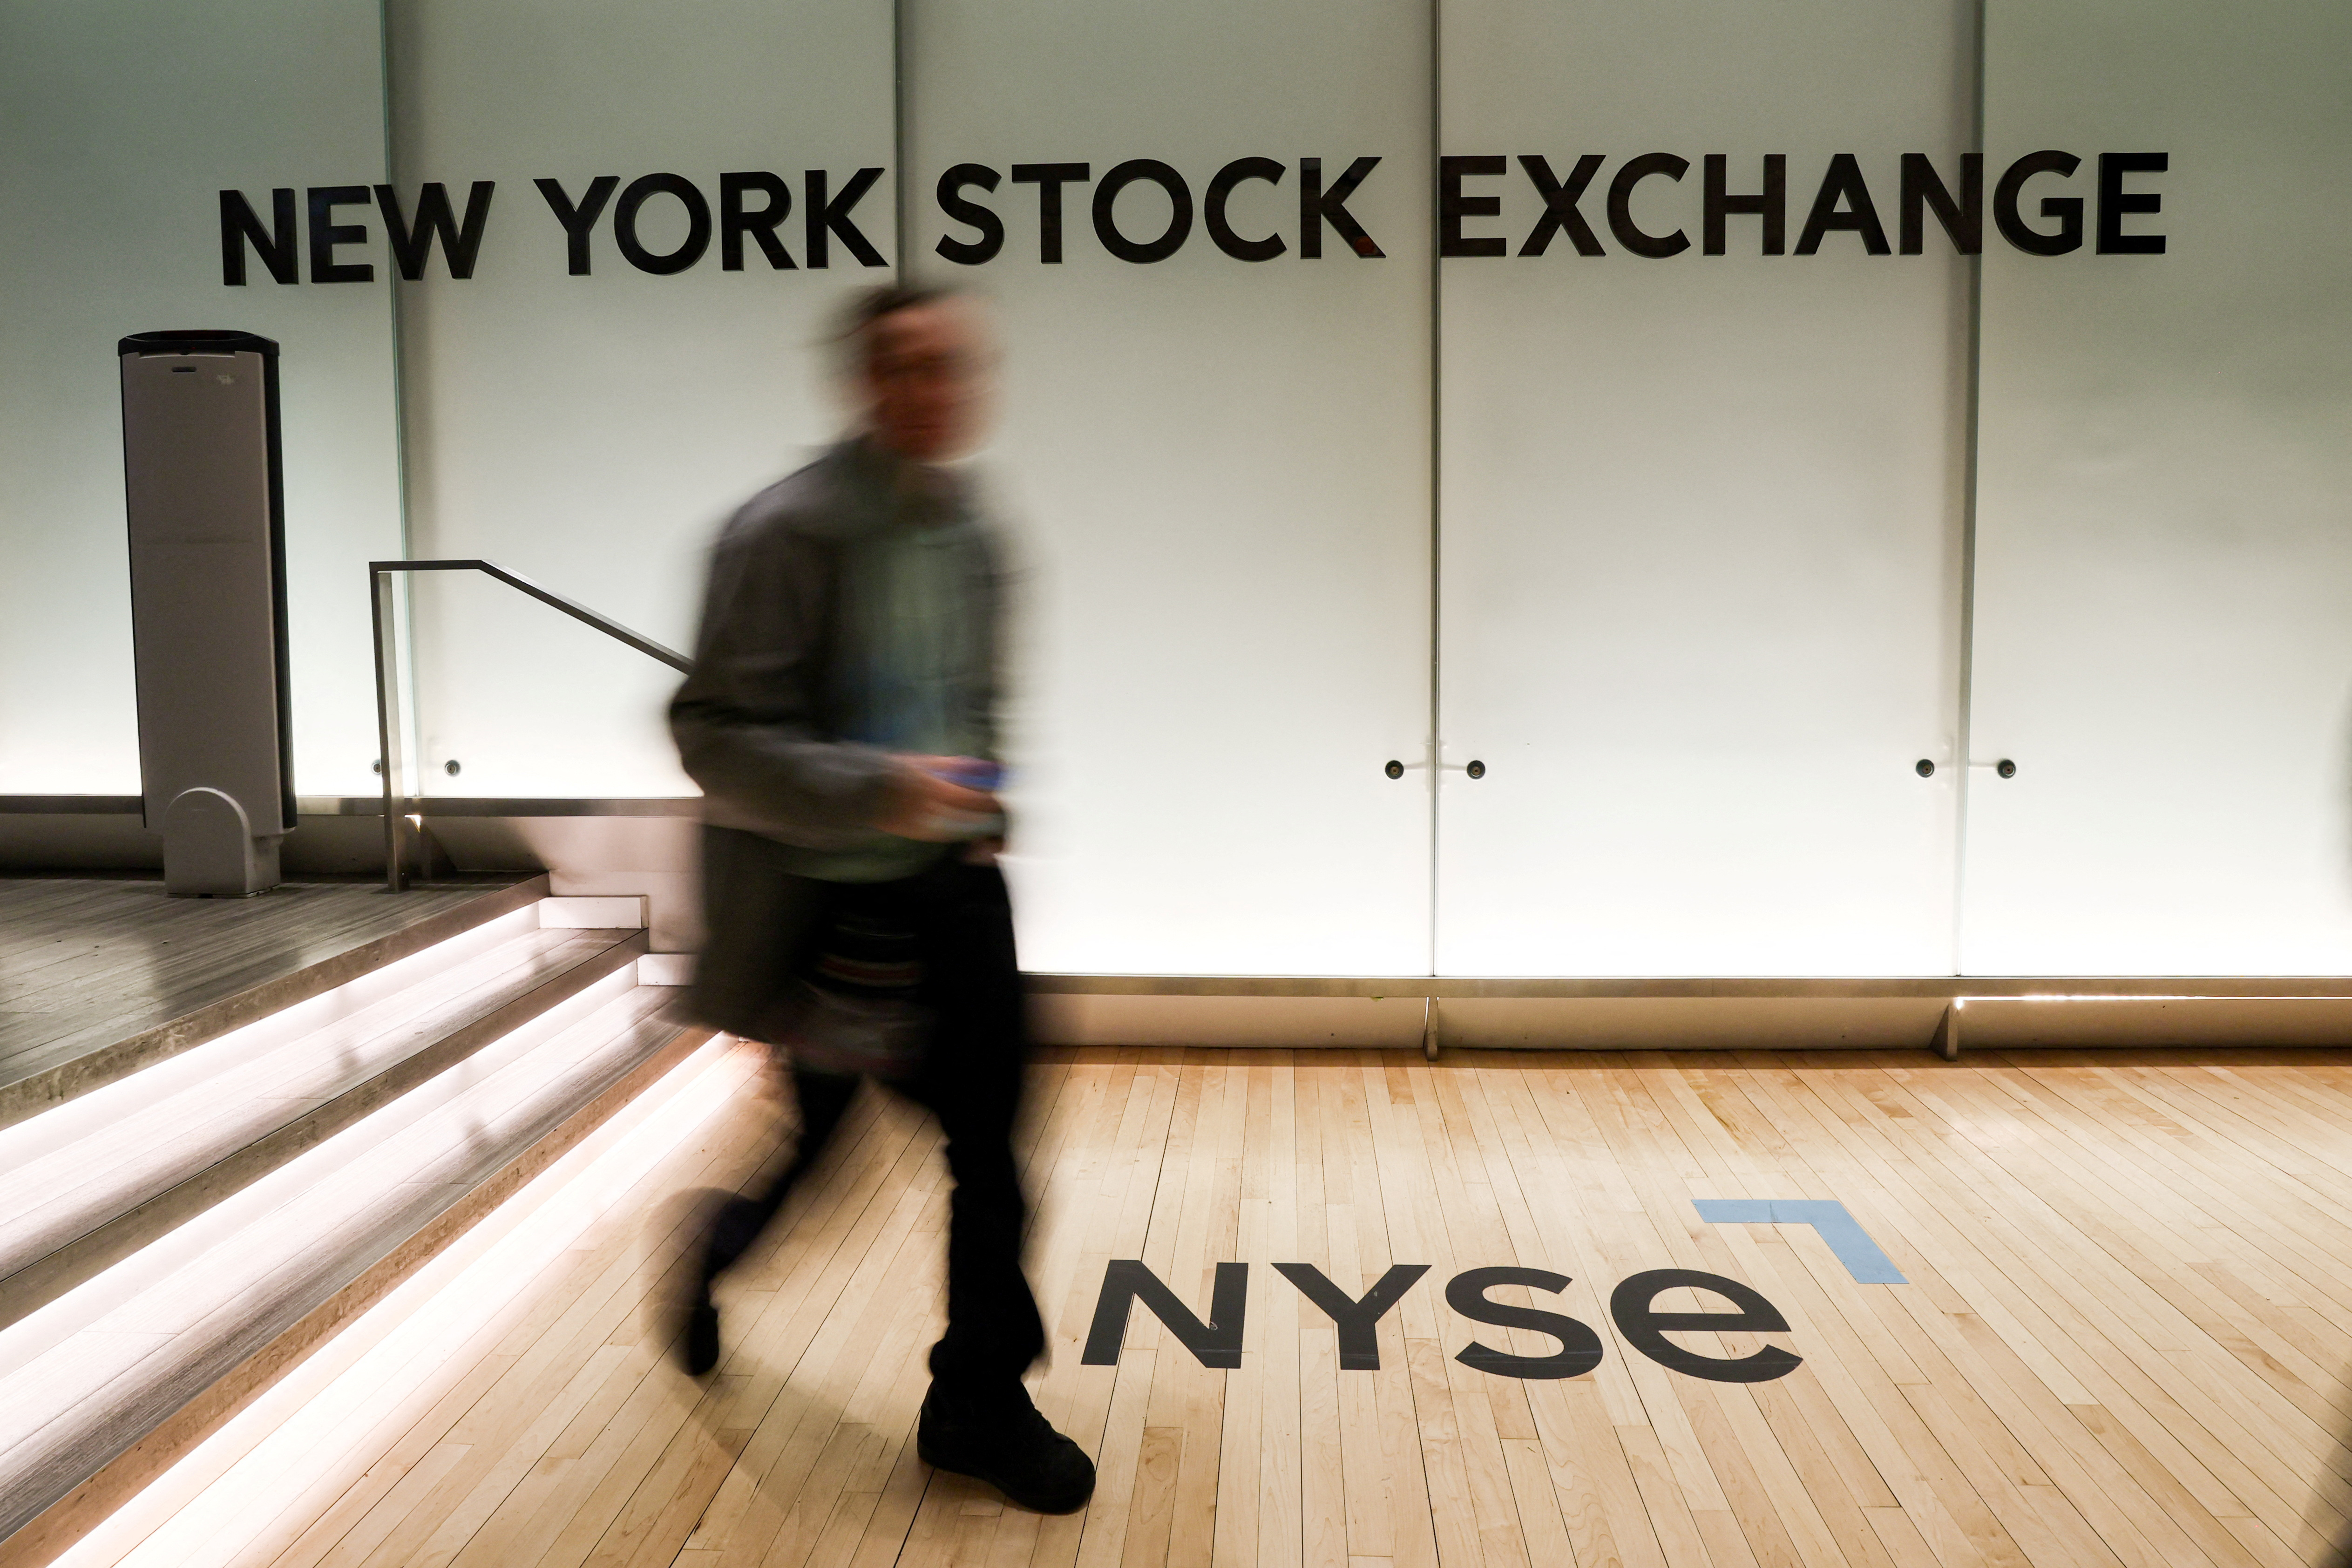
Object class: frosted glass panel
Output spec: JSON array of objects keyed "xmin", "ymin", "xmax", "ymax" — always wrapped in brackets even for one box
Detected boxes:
[
  {"xmin": 1434, "ymin": 0, "xmax": 1972, "ymax": 976},
  {"xmin": 1962, "ymin": 0, "xmax": 2352, "ymax": 974},
  {"xmin": 387, "ymin": 0, "xmax": 894, "ymax": 798},
  {"xmin": 907, "ymin": 0, "xmax": 1434, "ymax": 974},
  {"xmin": 0, "ymin": 1, "xmax": 401, "ymax": 796}
]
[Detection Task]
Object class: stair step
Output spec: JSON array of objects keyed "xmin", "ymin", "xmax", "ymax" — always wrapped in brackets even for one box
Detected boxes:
[
  {"xmin": 0, "ymin": 984, "xmax": 709, "ymax": 1556},
  {"xmin": 0, "ymin": 906, "xmax": 647, "ymax": 1331},
  {"xmin": 0, "ymin": 875, "xmax": 552, "ymax": 1132},
  {"xmin": 535, "ymin": 895, "xmax": 648, "ymax": 929}
]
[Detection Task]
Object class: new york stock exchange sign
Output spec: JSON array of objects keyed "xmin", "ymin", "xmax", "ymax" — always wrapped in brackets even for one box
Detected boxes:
[{"xmin": 215, "ymin": 147, "xmax": 2168, "ymax": 284}]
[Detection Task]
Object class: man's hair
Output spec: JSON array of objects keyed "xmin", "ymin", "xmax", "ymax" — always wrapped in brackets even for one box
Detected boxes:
[{"xmin": 830, "ymin": 284, "xmax": 963, "ymax": 374}]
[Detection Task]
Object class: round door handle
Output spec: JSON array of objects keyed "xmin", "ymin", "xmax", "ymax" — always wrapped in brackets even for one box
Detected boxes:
[
  {"xmin": 1915, "ymin": 759, "xmax": 1936, "ymax": 778},
  {"xmin": 1465, "ymin": 760, "xmax": 1486, "ymax": 780},
  {"xmin": 1384, "ymin": 760, "xmax": 1404, "ymax": 780},
  {"xmin": 1996, "ymin": 759, "xmax": 2016, "ymax": 779}
]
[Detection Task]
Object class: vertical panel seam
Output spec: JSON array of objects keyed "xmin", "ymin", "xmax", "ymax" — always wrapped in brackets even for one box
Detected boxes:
[
  {"xmin": 1951, "ymin": 0, "xmax": 1989, "ymax": 977},
  {"xmin": 376, "ymin": 0, "xmax": 409, "ymax": 565},
  {"xmin": 893, "ymin": 0, "xmax": 912, "ymax": 279},
  {"xmin": 376, "ymin": 0, "xmax": 424, "ymax": 799},
  {"xmin": 1426, "ymin": 0, "xmax": 1444, "ymax": 982}
]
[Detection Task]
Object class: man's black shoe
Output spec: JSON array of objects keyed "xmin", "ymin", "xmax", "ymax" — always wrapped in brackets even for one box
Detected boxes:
[
  {"xmin": 662, "ymin": 1188, "xmax": 739, "ymax": 1378},
  {"xmin": 917, "ymin": 1387, "xmax": 1095, "ymax": 1514},
  {"xmin": 683, "ymin": 1295, "xmax": 720, "ymax": 1375}
]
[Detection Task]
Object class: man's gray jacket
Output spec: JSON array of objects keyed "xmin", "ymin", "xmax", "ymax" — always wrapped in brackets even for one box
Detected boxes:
[{"xmin": 669, "ymin": 438, "xmax": 1007, "ymax": 1036}]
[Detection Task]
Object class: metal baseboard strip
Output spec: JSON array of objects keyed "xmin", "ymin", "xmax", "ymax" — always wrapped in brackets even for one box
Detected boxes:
[
  {"xmin": 1027, "ymin": 973, "xmax": 2352, "ymax": 999},
  {"xmin": 1027, "ymin": 975, "xmax": 2352, "ymax": 1052},
  {"xmin": 0, "ymin": 796, "xmax": 698, "ymax": 819},
  {"xmin": 0, "ymin": 798, "xmax": 144, "ymax": 815},
  {"xmin": 298, "ymin": 796, "xmax": 702, "ymax": 818}
]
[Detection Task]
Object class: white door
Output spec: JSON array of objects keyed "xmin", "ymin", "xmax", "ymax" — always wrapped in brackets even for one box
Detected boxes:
[
  {"xmin": 908, "ymin": 0, "xmax": 1435, "ymax": 975},
  {"xmin": 1961, "ymin": 0, "xmax": 2352, "ymax": 974},
  {"xmin": 1434, "ymin": 0, "xmax": 1976, "ymax": 977}
]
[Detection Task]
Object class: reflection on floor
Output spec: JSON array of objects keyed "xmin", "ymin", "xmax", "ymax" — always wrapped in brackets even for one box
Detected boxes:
[{"xmin": 61, "ymin": 1045, "xmax": 2352, "ymax": 1568}]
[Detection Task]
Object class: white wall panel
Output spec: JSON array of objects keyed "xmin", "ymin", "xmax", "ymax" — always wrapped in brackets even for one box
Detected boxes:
[
  {"xmin": 908, "ymin": 0, "xmax": 1435, "ymax": 974},
  {"xmin": 0, "ymin": 1, "xmax": 401, "ymax": 797},
  {"xmin": 1434, "ymin": 0, "xmax": 1973, "ymax": 976},
  {"xmin": 386, "ymin": 0, "xmax": 894, "ymax": 798},
  {"xmin": 1962, "ymin": 0, "xmax": 2352, "ymax": 974}
]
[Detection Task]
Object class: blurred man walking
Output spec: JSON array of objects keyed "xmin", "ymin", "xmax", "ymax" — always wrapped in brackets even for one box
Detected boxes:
[{"xmin": 667, "ymin": 286, "xmax": 1092, "ymax": 1515}]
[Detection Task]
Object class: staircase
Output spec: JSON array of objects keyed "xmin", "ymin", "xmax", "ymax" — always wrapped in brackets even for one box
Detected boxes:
[{"xmin": 0, "ymin": 884, "xmax": 712, "ymax": 1565}]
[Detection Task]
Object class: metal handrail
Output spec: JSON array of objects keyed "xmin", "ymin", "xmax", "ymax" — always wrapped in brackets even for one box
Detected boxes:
[{"xmin": 370, "ymin": 558, "xmax": 692, "ymax": 890}]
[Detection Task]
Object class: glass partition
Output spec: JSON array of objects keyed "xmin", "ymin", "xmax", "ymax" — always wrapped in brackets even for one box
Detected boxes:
[
  {"xmin": 385, "ymin": 0, "xmax": 895, "ymax": 801},
  {"xmin": 0, "ymin": 0, "xmax": 402, "ymax": 796}
]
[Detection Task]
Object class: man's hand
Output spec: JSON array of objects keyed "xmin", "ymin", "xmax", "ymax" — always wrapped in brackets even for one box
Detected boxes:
[{"xmin": 872, "ymin": 755, "xmax": 1001, "ymax": 842}]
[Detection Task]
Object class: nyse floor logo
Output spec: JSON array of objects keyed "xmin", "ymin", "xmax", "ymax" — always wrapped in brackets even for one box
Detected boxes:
[{"xmin": 1080, "ymin": 1198, "xmax": 1906, "ymax": 1385}]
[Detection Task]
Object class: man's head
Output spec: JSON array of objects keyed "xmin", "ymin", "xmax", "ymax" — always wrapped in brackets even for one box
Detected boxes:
[{"xmin": 835, "ymin": 285, "xmax": 993, "ymax": 464}]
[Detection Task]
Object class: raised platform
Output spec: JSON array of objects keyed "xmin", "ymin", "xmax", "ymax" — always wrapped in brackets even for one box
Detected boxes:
[{"xmin": 0, "ymin": 876, "xmax": 539, "ymax": 1129}]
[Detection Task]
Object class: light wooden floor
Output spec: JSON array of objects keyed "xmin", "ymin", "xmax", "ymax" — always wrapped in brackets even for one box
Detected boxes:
[
  {"xmin": 107, "ymin": 1046, "xmax": 2352, "ymax": 1568},
  {"xmin": 0, "ymin": 879, "xmax": 490, "ymax": 1095}
]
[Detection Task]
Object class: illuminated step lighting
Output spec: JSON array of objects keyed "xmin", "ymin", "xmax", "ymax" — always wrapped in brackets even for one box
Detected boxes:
[
  {"xmin": 0, "ymin": 953, "xmax": 645, "ymax": 1381},
  {"xmin": 0, "ymin": 903, "xmax": 547, "ymax": 1174},
  {"xmin": 0, "ymin": 980, "xmax": 702, "ymax": 1544},
  {"xmin": 47, "ymin": 1033, "xmax": 756, "ymax": 1568},
  {"xmin": 0, "ymin": 908, "xmax": 631, "ymax": 1305}
]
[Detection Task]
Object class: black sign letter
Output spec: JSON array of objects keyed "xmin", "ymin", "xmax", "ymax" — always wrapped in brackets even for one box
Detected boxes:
[
  {"xmin": 1010, "ymin": 163, "xmax": 1091, "ymax": 264},
  {"xmin": 1300, "ymin": 156, "xmax": 1383, "ymax": 258},
  {"xmin": 1276, "ymin": 1263, "xmax": 1428, "ymax": 1370},
  {"xmin": 306, "ymin": 186, "xmax": 374, "ymax": 284},
  {"xmin": 535, "ymin": 176, "xmax": 620, "ymax": 276},
  {"xmin": 1703, "ymin": 154, "xmax": 1786, "ymax": 255},
  {"xmin": 1437, "ymin": 155, "xmax": 1507, "ymax": 258},
  {"xmin": 1794, "ymin": 154, "xmax": 1890, "ymax": 255},
  {"xmin": 1082, "ymin": 1259, "xmax": 1247, "ymax": 1369},
  {"xmin": 1606, "ymin": 155, "xmax": 1690, "ymax": 259},
  {"xmin": 1993, "ymin": 151, "xmax": 2083, "ymax": 256},
  {"xmin": 807, "ymin": 167, "xmax": 887, "ymax": 269},
  {"xmin": 719, "ymin": 172, "xmax": 795, "ymax": 270},
  {"xmin": 1899, "ymin": 153, "xmax": 1982, "ymax": 255},
  {"xmin": 612, "ymin": 174, "xmax": 712, "ymax": 275},
  {"xmin": 220, "ymin": 189, "xmax": 298, "ymax": 285},
  {"xmin": 374, "ymin": 181, "xmax": 496, "ymax": 280},
  {"xmin": 1446, "ymin": 1267, "xmax": 1605, "ymax": 1380},
  {"xmin": 1205, "ymin": 157, "xmax": 1286, "ymax": 261},
  {"xmin": 935, "ymin": 164, "xmax": 1003, "ymax": 265},
  {"xmin": 1609, "ymin": 1269, "xmax": 1802, "ymax": 1383},
  {"xmin": 1093, "ymin": 159, "xmax": 1192, "ymax": 263},
  {"xmin": 2096, "ymin": 152, "xmax": 2166, "ymax": 255},
  {"xmin": 1518, "ymin": 155, "xmax": 1606, "ymax": 257}
]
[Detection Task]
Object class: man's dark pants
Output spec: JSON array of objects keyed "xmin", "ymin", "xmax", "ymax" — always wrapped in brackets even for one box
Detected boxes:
[{"xmin": 693, "ymin": 826, "xmax": 1044, "ymax": 1404}]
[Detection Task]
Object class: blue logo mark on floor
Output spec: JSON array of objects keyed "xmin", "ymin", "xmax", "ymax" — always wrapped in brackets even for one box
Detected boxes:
[{"xmin": 1692, "ymin": 1199, "xmax": 1907, "ymax": 1284}]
